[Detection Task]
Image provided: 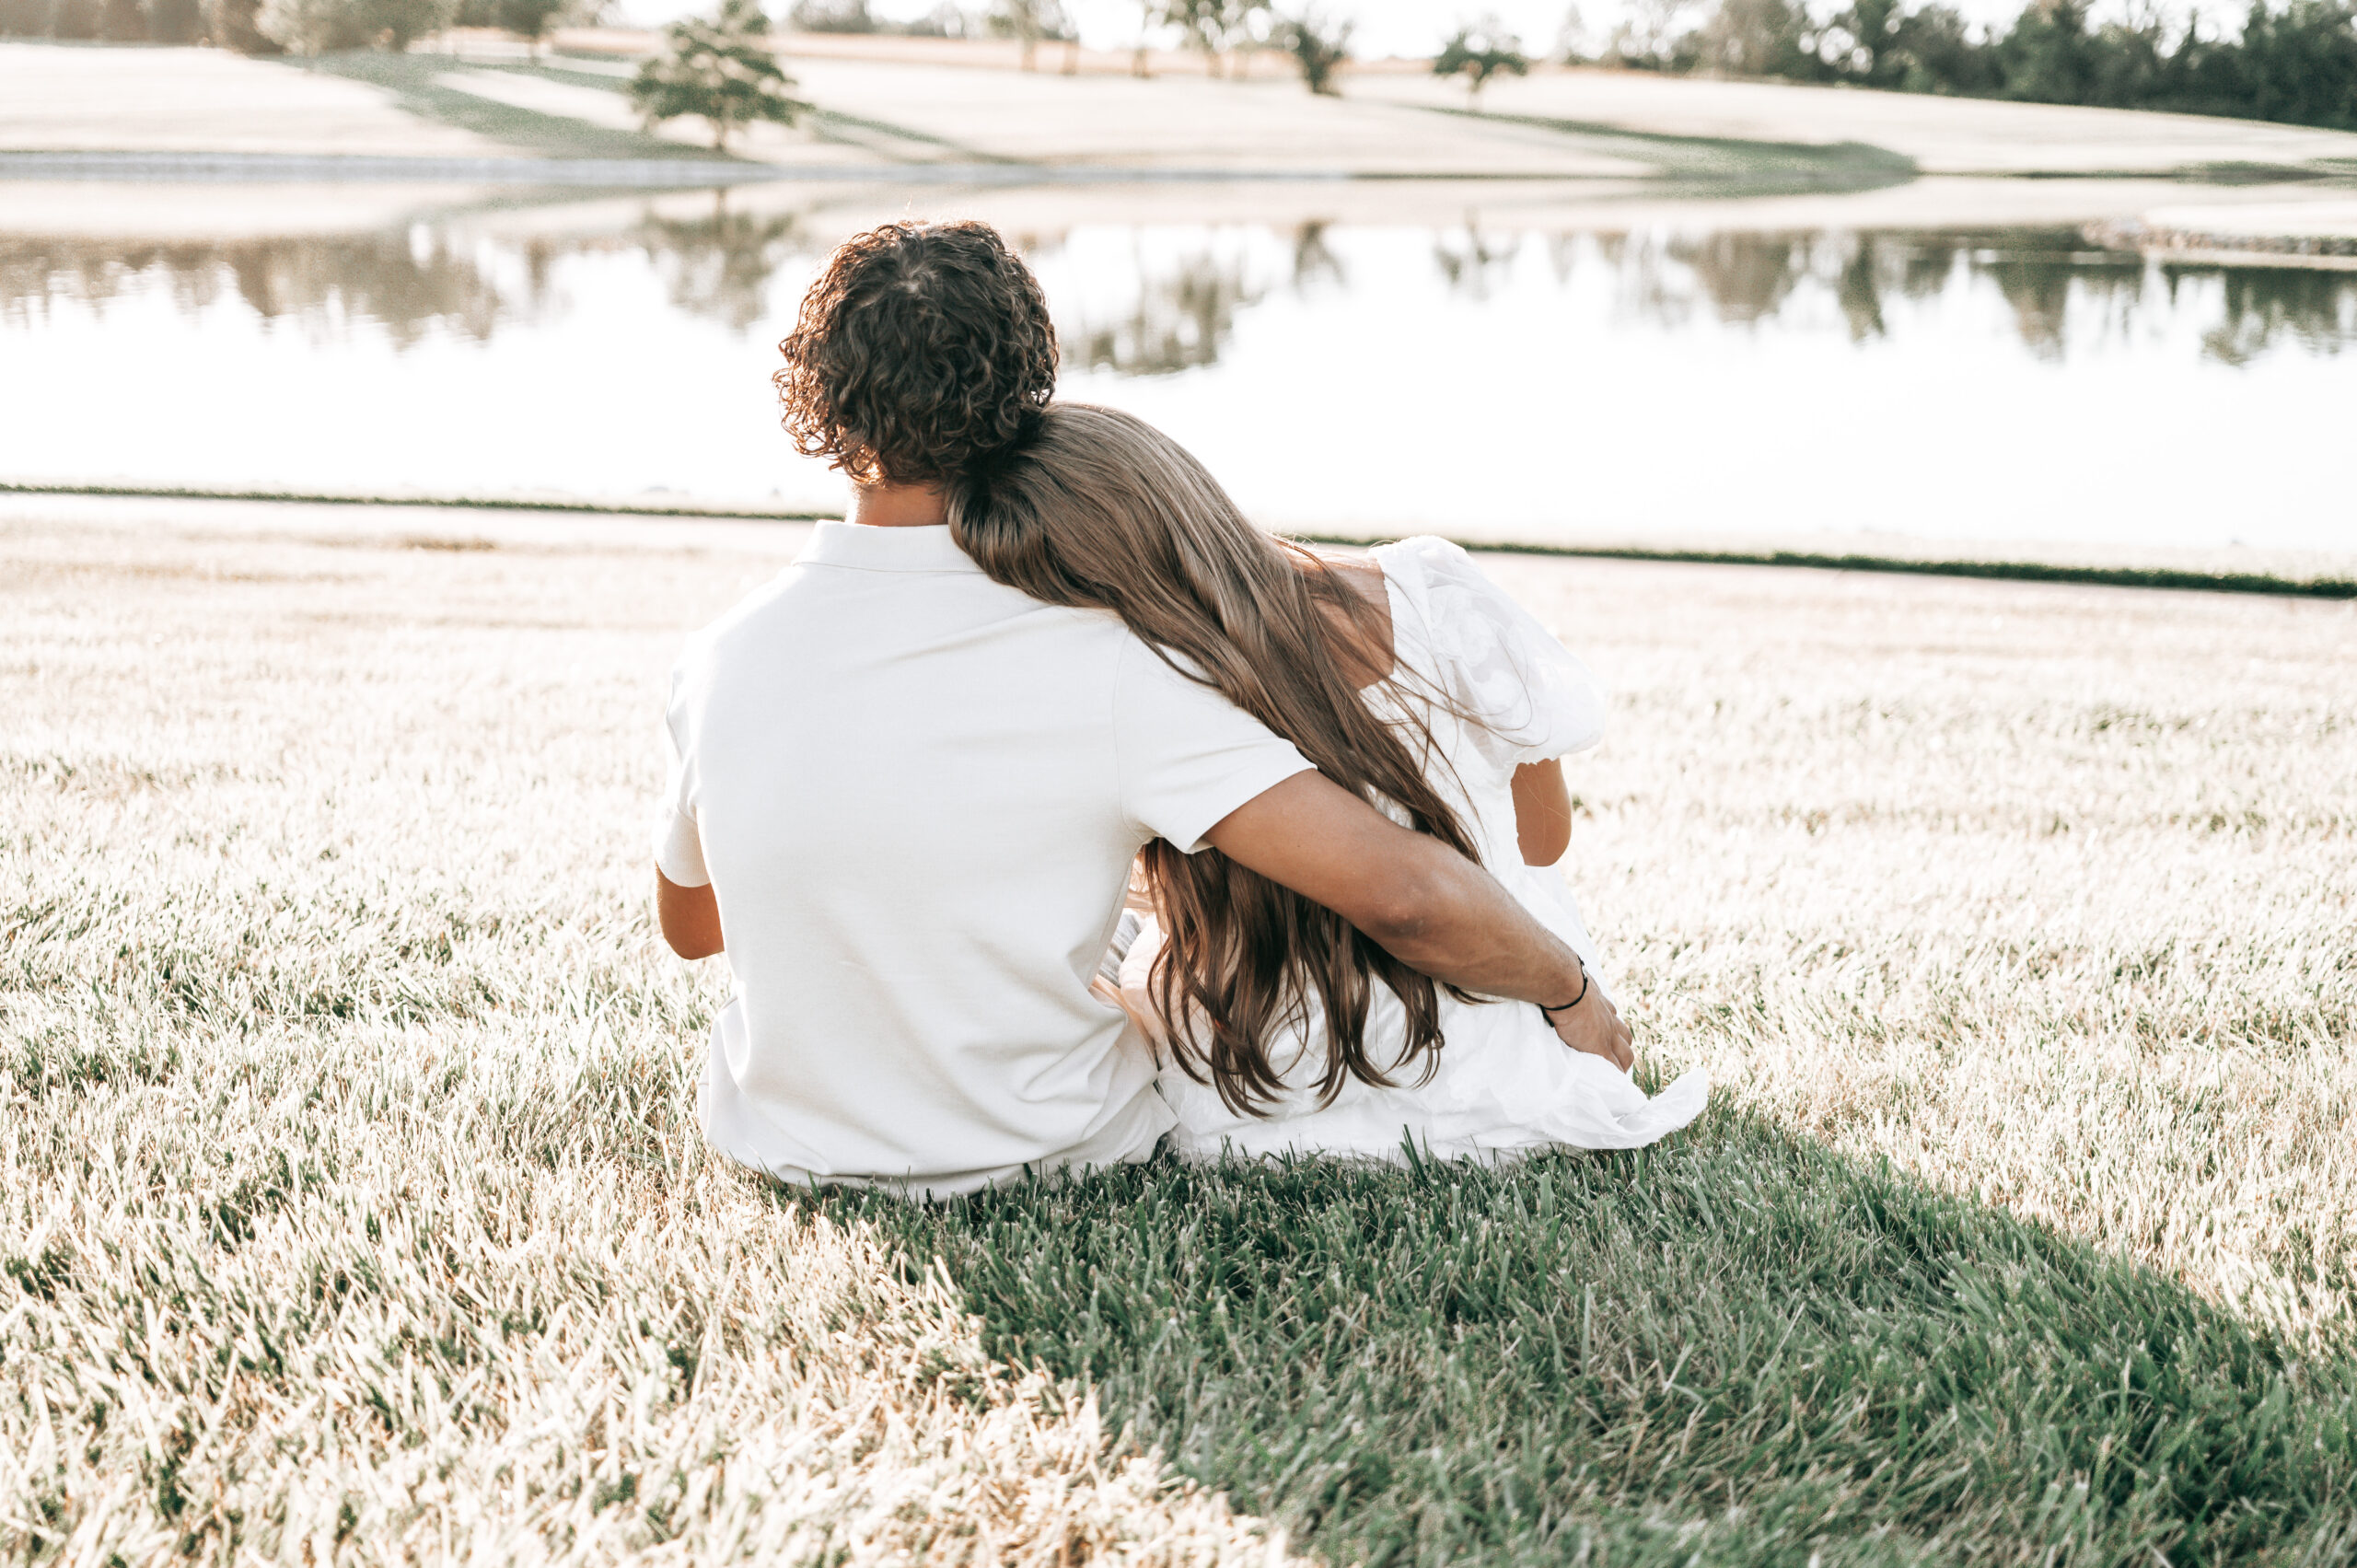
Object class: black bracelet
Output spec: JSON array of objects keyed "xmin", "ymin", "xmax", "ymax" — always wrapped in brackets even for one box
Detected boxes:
[{"xmin": 1538, "ymin": 963, "xmax": 1591, "ymax": 1016}]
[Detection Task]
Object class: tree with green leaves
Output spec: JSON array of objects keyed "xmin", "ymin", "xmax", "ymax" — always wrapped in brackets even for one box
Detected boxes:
[
  {"xmin": 631, "ymin": 0, "xmax": 807, "ymax": 153},
  {"xmin": 1435, "ymin": 17, "xmax": 1531, "ymax": 103},
  {"xmin": 1279, "ymin": 5, "xmax": 1351, "ymax": 92}
]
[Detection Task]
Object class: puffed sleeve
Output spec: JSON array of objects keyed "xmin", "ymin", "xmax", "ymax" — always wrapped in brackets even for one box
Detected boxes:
[{"xmin": 1386, "ymin": 536, "xmax": 1606, "ymax": 764}]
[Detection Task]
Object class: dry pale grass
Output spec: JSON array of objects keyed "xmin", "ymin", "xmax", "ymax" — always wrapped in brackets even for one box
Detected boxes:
[
  {"xmin": 0, "ymin": 509, "xmax": 1283, "ymax": 1564},
  {"xmin": 4, "ymin": 502, "xmax": 2353, "ymax": 1563}
]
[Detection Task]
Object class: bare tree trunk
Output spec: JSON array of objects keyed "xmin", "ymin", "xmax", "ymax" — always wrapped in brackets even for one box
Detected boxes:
[
  {"xmin": 1020, "ymin": 30, "xmax": 1036, "ymax": 70},
  {"xmin": 1132, "ymin": 42, "xmax": 1150, "ymax": 75},
  {"xmin": 1061, "ymin": 38, "xmax": 1079, "ymax": 73}
]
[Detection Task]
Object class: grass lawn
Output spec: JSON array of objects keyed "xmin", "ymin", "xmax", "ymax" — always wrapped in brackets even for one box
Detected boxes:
[{"xmin": 3, "ymin": 504, "xmax": 2352, "ymax": 1564}]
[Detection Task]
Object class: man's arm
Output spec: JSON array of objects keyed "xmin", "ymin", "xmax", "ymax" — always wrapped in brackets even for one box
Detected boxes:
[
  {"xmin": 656, "ymin": 869, "xmax": 724, "ymax": 960},
  {"xmin": 1204, "ymin": 772, "xmax": 1632, "ymax": 1069}
]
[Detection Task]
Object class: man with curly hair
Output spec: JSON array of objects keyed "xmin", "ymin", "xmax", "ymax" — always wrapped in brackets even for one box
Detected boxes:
[{"xmin": 651, "ymin": 221, "xmax": 1612, "ymax": 1196}]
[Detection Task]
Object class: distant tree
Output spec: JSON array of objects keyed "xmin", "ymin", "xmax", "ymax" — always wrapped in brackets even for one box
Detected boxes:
[
  {"xmin": 788, "ymin": 0, "xmax": 876, "ymax": 28},
  {"xmin": 1435, "ymin": 17, "xmax": 1530, "ymax": 102},
  {"xmin": 257, "ymin": 0, "xmax": 447, "ymax": 51},
  {"xmin": 1161, "ymin": 0, "xmax": 1265, "ymax": 76},
  {"xmin": 1603, "ymin": 0, "xmax": 1696, "ymax": 66},
  {"xmin": 140, "ymin": 0, "xmax": 204, "ymax": 40},
  {"xmin": 1554, "ymin": 1, "xmax": 1596, "ymax": 60},
  {"xmin": 1277, "ymin": 5, "xmax": 1350, "ymax": 91},
  {"xmin": 2234, "ymin": 0, "xmax": 2357, "ymax": 126},
  {"xmin": 1691, "ymin": 0, "xmax": 1813, "ymax": 75},
  {"xmin": 989, "ymin": 0, "xmax": 1074, "ymax": 70},
  {"xmin": 202, "ymin": 0, "xmax": 278, "ymax": 49},
  {"xmin": 354, "ymin": 0, "xmax": 456, "ymax": 45},
  {"xmin": 488, "ymin": 0, "xmax": 569, "ymax": 53},
  {"xmin": 903, "ymin": 3, "xmax": 978, "ymax": 36},
  {"xmin": 1994, "ymin": 0, "xmax": 2099, "ymax": 102},
  {"xmin": 99, "ymin": 0, "xmax": 144, "ymax": 37},
  {"xmin": 257, "ymin": 0, "xmax": 360, "ymax": 52},
  {"xmin": 632, "ymin": 0, "xmax": 807, "ymax": 152},
  {"xmin": 1131, "ymin": 0, "xmax": 1157, "ymax": 74}
]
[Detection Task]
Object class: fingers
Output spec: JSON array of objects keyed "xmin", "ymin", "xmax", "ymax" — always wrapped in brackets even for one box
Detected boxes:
[{"xmin": 1550, "ymin": 994, "xmax": 1637, "ymax": 1073}]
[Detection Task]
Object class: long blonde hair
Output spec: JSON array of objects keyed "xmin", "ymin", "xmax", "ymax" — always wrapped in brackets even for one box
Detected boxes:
[{"xmin": 947, "ymin": 402, "xmax": 1478, "ymax": 1114}]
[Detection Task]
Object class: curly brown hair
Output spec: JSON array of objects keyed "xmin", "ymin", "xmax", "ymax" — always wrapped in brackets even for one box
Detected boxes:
[{"xmin": 773, "ymin": 221, "xmax": 1059, "ymax": 488}]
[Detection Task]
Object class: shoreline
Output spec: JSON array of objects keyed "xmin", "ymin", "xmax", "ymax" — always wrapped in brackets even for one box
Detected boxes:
[{"xmin": 10, "ymin": 482, "xmax": 2351, "ymax": 600}]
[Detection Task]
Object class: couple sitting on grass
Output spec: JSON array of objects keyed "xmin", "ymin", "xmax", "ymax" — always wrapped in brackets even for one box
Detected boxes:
[{"xmin": 652, "ymin": 220, "xmax": 1707, "ymax": 1199}]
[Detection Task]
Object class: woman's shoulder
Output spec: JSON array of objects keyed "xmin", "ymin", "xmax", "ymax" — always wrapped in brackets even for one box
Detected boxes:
[
  {"xmin": 1369, "ymin": 535, "xmax": 1517, "ymax": 637},
  {"xmin": 1370, "ymin": 534, "xmax": 1479, "ymax": 583}
]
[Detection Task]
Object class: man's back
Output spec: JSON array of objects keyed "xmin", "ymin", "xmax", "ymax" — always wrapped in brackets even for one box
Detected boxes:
[{"xmin": 656, "ymin": 520, "xmax": 1311, "ymax": 1195}]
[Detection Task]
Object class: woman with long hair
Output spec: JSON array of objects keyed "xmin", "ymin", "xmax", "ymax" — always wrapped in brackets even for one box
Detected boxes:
[{"xmin": 948, "ymin": 403, "xmax": 1707, "ymax": 1162}]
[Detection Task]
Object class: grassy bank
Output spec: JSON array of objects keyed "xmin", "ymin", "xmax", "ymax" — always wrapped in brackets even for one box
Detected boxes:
[
  {"xmin": 6, "ymin": 485, "xmax": 2350, "ymax": 599},
  {"xmin": 4, "ymin": 507, "xmax": 2352, "ymax": 1562}
]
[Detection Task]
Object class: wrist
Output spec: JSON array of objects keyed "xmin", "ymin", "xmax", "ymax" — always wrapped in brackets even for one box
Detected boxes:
[{"xmin": 1536, "ymin": 958, "xmax": 1590, "ymax": 1016}]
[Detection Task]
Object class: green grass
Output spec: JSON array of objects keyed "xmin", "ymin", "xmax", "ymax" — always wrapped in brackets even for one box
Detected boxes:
[
  {"xmin": 4, "ymin": 506, "xmax": 2352, "ymax": 1564},
  {"xmin": 841, "ymin": 1123, "xmax": 2357, "ymax": 1564}
]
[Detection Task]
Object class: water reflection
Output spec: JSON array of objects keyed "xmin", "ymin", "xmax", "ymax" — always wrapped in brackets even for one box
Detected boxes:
[
  {"xmin": 629, "ymin": 198, "xmax": 808, "ymax": 334},
  {"xmin": 3, "ymin": 212, "xmax": 2352, "ymax": 376},
  {"xmin": 0, "ymin": 232, "xmax": 519, "ymax": 347},
  {"xmin": 2201, "ymin": 268, "xmax": 2357, "ymax": 366},
  {"xmin": 1591, "ymin": 228, "xmax": 2354, "ymax": 366},
  {"xmin": 1289, "ymin": 222, "xmax": 1346, "ymax": 296},
  {"xmin": 1060, "ymin": 248, "xmax": 1265, "ymax": 377},
  {"xmin": 1434, "ymin": 223, "xmax": 1518, "ymax": 301}
]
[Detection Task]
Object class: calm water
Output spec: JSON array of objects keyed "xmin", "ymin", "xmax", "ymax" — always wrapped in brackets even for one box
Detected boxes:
[{"xmin": 5, "ymin": 191, "xmax": 2352, "ymax": 552}]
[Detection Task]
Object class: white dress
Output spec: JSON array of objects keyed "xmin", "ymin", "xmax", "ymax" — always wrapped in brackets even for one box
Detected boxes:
[{"xmin": 1120, "ymin": 536, "xmax": 1709, "ymax": 1165}]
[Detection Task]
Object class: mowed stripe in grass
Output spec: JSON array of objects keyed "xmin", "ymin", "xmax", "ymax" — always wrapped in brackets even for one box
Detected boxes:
[{"xmin": 846, "ymin": 1126, "xmax": 2357, "ymax": 1565}]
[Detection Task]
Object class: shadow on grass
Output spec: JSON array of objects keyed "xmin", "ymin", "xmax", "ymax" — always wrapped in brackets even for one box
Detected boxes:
[
  {"xmin": 286, "ymin": 52, "xmax": 741, "ymax": 162},
  {"xmin": 810, "ymin": 1107, "xmax": 2357, "ymax": 1566},
  {"xmin": 1425, "ymin": 108, "xmax": 1919, "ymax": 199}
]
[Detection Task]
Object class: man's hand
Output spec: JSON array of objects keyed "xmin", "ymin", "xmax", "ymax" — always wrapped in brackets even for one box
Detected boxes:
[{"xmin": 1546, "ymin": 982, "xmax": 1633, "ymax": 1071}]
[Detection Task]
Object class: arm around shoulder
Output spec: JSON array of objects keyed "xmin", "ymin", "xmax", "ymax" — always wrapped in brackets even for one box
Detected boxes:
[{"xmin": 1202, "ymin": 771, "xmax": 1583, "ymax": 1005}]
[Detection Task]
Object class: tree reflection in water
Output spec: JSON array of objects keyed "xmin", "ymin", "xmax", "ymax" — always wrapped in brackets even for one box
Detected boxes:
[
  {"xmin": 4, "ymin": 217, "xmax": 2350, "ymax": 375},
  {"xmin": 2199, "ymin": 267, "xmax": 2357, "ymax": 366},
  {"xmin": 1433, "ymin": 223, "xmax": 1518, "ymax": 301},
  {"xmin": 629, "ymin": 195, "xmax": 807, "ymax": 335},
  {"xmin": 0, "ymin": 232, "xmax": 519, "ymax": 348},
  {"xmin": 1060, "ymin": 248, "xmax": 1266, "ymax": 377},
  {"xmin": 1597, "ymin": 228, "xmax": 2355, "ymax": 365},
  {"xmin": 1290, "ymin": 222, "xmax": 1346, "ymax": 297}
]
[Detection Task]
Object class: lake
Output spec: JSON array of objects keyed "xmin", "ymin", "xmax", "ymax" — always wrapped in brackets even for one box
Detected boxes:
[{"xmin": 4, "ymin": 185, "xmax": 2351, "ymax": 554}]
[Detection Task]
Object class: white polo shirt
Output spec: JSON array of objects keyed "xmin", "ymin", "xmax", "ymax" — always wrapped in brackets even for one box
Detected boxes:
[{"xmin": 655, "ymin": 520, "xmax": 1314, "ymax": 1198}]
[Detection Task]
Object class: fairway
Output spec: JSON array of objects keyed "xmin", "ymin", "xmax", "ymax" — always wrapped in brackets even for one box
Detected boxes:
[{"xmin": 4, "ymin": 501, "xmax": 2352, "ymax": 1563}]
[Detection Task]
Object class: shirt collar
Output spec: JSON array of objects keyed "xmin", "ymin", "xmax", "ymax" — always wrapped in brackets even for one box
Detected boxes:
[{"xmin": 797, "ymin": 519, "xmax": 981, "ymax": 573}]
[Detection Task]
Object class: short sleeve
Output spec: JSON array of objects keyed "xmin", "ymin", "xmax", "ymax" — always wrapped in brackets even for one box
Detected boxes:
[
  {"xmin": 652, "ymin": 664, "xmax": 710, "ymax": 889},
  {"xmin": 1383, "ymin": 537, "xmax": 1606, "ymax": 765},
  {"xmin": 1115, "ymin": 638, "xmax": 1317, "ymax": 854}
]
